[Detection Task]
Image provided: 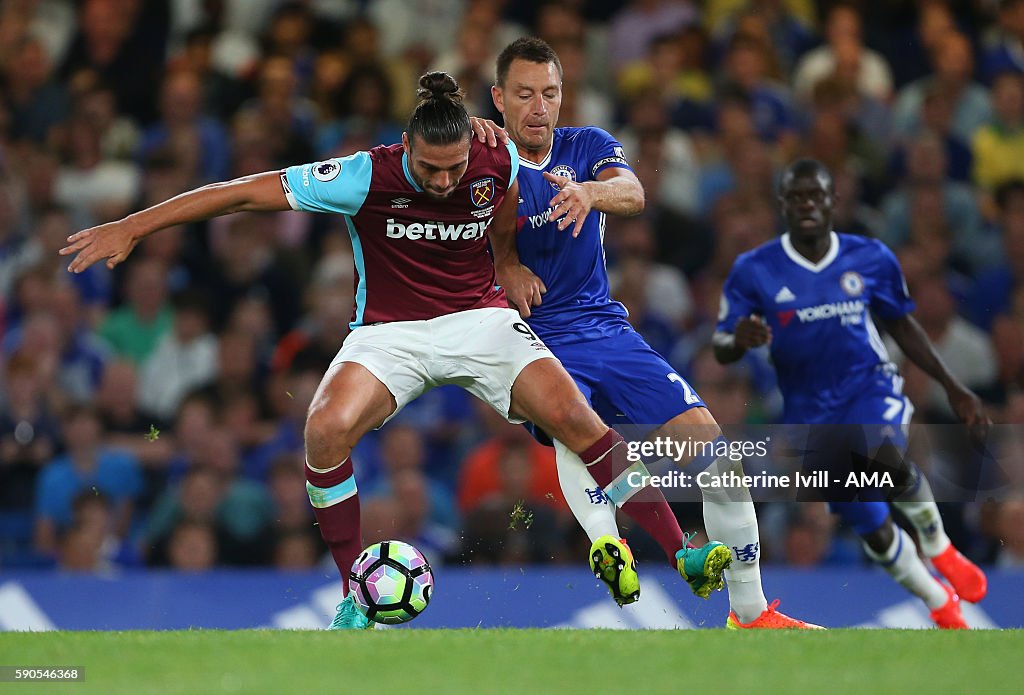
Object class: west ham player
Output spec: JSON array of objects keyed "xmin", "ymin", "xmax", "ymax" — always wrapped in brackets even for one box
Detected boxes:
[
  {"xmin": 714, "ymin": 159, "xmax": 989, "ymax": 628},
  {"xmin": 60, "ymin": 72, "xmax": 702, "ymax": 630},
  {"xmin": 487, "ymin": 38, "xmax": 817, "ymax": 628}
]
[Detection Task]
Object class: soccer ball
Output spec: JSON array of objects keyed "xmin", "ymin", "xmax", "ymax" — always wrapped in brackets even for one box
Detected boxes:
[{"xmin": 349, "ymin": 540, "xmax": 434, "ymax": 624}]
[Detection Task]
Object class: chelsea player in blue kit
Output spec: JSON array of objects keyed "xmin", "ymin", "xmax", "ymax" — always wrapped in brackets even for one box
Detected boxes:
[
  {"xmin": 714, "ymin": 159, "xmax": 989, "ymax": 628},
  {"xmin": 486, "ymin": 38, "xmax": 817, "ymax": 628}
]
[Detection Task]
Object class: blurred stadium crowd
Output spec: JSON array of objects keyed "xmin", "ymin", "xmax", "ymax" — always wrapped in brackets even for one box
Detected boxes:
[{"xmin": 2, "ymin": 0, "xmax": 1024, "ymax": 575}]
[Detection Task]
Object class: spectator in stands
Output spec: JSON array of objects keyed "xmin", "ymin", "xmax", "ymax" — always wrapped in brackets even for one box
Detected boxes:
[
  {"xmin": 893, "ymin": 31, "xmax": 992, "ymax": 144},
  {"xmin": 4, "ymin": 35, "xmax": 70, "ymax": 143},
  {"xmin": 33, "ymin": 405, "xmax": 142, "ymax": 556},
  {"xmin": 236, "ymin": 55, "xmax": 316, "ymax": 165},
  {"xmin": 982, "ymin": 0, "xmax": 1024, "ymax": 83},
  {"xmin": 608, "ymin": 0, "xmax": 697, "ymax": 72},
  {"xmin": 138, "ymin": 289, "xmax": 217, "ymax": 424},
  {"xmin": 0, "ymin": 353, "xmax": 61, "ymax": 509},
  {"xmin": 719, "ymin": 34, "xmax": 801, "ymax": 156},
  {"xmin": 608, "ymin": 216, "xmax": 694, "ymax": 335},
  {"xmin": 69, "ymin": 489, "xmax": 139, "ymax": 568},
  {"xmin": 94, "ymin": 359, "xmax": 173, "ymax": 473},
  {"xmin": 972, "ymin": 72, "xmax": 1024, "ymax": 213},
  {"xmin": 98, "ymin": 257, "xmax": 173, "ymax": 364},
  {"xmin": 617, "ymin": 88, "xmax": 701, "ymax": 218},
  {"xmin": 880, "ymin": 133, "xmax": 985, "ymax": 270},
  {"xmin": 888, "ymin": 275, "xmax": 999, "ymax": 420},
  {"xmin": 964, "ymin": 180, "xmax": 1024, "ymax": 329},
  {"xmin": 315, "ymin": 63, "xmax": 402, "ymax": 157},
  {"xmin": 994, "ymin": 493, "xmax": 1024, "ymax": 567},
  {"xmin": 458, "ymin": 403, "xmax": 566, "ymax": 517},
  {"xmin": 59, "ymin": 0, "xmax": 168, "ymax": 125},
  {"xmin": 58, "ymin": 522, "xmax": 106, "ymax": 573},
  {"xmin": 366, "ymin": 424, "xmax": 460, "ymax": 533},
  {"xmin": 137, "ymin": 69, "xmax": 232, "ymax": 186},
  {"xmin": 54, "ymin": 114, "xmax": 141, "ymax": 227},
  {"xmin": 167, "ymin": 519, "xmax": 219, "ymax": 572},
  {"xmin": 793, "ymin": 3, "xmax": 893, "ymax": 103},
  {"xmin": 888, "ymin": 82, "xmax": 973, "ymax": 185},
  {"xmin": 991, "ymin": 284, "xmax": 1024, "ymax": 388},
  {"xmin": 273, "ymin": 529, "xmax": 319, "ymax": 571},
  {"xmin": 144, "ymin": 445, "xmax": 273, "ymax": 567}
]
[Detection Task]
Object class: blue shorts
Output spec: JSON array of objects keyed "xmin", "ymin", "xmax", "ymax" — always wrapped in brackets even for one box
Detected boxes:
[
  {"xmin": 834, "ymin": 370, "xmax": 914, "ymax": 454},
  {"xmin": 829, "ymin": 501, "xmax": 889, "ymax": 535},
  {"xmin": 528, "ymin": 329, "xmax": 705, "ymax": 444}
]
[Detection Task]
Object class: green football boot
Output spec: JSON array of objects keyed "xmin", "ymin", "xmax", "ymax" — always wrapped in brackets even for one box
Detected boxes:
[
  {"xmin": 590, "ymin": 536, "xmax": 641, "ymax": 607},
  {"xmin": 328, "ymin": 594, "xmax": 375, "ymax": 630},
  {"xmin": 676, "ymin": 532, "xmax": 733, "ymax": 600}
]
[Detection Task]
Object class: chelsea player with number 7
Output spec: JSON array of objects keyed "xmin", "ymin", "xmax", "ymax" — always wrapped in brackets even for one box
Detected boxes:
[{"xmin": 714, "ymin": 159, "xmax": 989, "ymax": 628}]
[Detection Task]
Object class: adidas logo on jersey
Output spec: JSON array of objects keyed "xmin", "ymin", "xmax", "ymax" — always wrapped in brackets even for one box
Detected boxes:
[
  {"xmin": 386, "ymin": 217, "xmax": 492, "ymax": 241},
  {"xmin": 775, "ymin": 286, "xmax": 796, "ymax": 303}
]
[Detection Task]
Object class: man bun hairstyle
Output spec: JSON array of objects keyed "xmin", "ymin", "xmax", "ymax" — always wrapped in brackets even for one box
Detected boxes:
[
  {"xmin": 407, "ymin": 71, "xmax": 471, "ymax": 147},
  {"xmin": 496, "ymin": 36, "xmax": 563, "ymax": 87}
]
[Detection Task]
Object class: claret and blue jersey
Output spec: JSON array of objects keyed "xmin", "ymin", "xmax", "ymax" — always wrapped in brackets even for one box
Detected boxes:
[
  {"xmin": 717, "ymin": 232, "xmax": 916, "ymax": 428},
  {"xmin": 281, "ymin": 139, "xmax": 519, "ymax": 328}
]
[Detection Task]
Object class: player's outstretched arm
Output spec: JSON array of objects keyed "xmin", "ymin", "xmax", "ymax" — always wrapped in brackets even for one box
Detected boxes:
[
  {"xmin": 60, "ymin": 171, "xmax": 290, "ymax": 273},
  {"xmin": 489, "ymin": 180, "xmax": 546, "ymax": 318},
  {"xmin": 712, "ymin": 315, "xmax": 772, "ymax": 364},
  {"xmin": 545, "ymin": 167, "xmax": 644, "ymax": 237},
  {"xmin": 883, "ymin": 314, "xmax": 990, "ymax": 437}
]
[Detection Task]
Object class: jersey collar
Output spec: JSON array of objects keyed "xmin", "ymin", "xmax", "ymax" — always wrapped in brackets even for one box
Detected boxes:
[
  {"xmin": 401, "ymin": 152, "xmax": 423, "ymax": 192},
  {"xmin": 781, "ymin": 231, "xmax": 839, "ymax": 273}
]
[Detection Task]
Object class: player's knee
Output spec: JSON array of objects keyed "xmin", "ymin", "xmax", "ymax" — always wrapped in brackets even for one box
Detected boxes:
[
  {"xmin": 541, "ymin": 397, "xmax": 603, "ymax": 444},
  {"xmin": 304, "ymin": 398, "xmax": 361, "ymax": 459}
]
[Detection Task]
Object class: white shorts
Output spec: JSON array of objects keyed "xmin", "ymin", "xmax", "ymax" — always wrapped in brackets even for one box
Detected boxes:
[{"xmin": 331, "ymin": 307, "xmax": 555, "ymax": 426}]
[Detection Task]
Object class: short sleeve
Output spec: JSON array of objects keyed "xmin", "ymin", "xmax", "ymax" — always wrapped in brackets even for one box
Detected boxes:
[
  {"xmin": 585, "ymin": 128, "xmax": 632, "ymax": 179},
  {"xmin": 282, "ymin": 151, "xmax": 373, "ymax": 215},
  {"xmin": 869, "ymin": 240, "xmax": 915, "ymax": 319},
  {"xmin": 716, "ymin": 255, "xmax": 763, "ymax": 333},
  {"xmin": 505, "ymin": 139, "xmax": 519, "ymax": 184}
]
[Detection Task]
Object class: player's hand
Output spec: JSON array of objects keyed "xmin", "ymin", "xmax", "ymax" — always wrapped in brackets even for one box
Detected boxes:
[
  {"xmin": 496, "ymin": 263, "xmax": 546, "ymax": 318},
  {"xmin": 59, "ymin": 219, "xmax": 141, "ymax": 273},
  {"xmin": 734, "ymin": 315, "xmax": 772, "ymax": 349},
  {"xmin": 947, "ymin": 383, "xmax": 991, "ymax": 444},
  {"xmin": 469, "ymin": 117, "xmax": 508, "ymax": 148},
  {"xmin": 543, "ymin": 171, "xmax": 592, "ymax": 238}
]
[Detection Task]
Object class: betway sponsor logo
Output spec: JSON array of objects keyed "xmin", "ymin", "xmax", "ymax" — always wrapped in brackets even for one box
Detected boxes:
[
  {"xmin": 385, "ymin": 217, "xmax": 492, "ymax": 241},
  {"xmin": 793, "ymin": 300, "xmax": 865, "ymax": 325}
]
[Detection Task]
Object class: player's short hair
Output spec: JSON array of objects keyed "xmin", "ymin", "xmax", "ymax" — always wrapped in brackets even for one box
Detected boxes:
[
  {"xmin": 780, "ymin": 159, "xmax": 834, "ymax": 192},
  {"xmin": 495, "ymin": 37, "xmax": 563, "ymax": 87},
  {"xmin": 406, "ymin": 72, "xmax": 471, "ymax": 147}
]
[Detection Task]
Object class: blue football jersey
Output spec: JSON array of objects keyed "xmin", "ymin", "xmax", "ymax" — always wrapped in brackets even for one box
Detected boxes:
[
  {"xmin": 514, "ymin": 127, "xmax": 633, "ymax": 346},
  {"xmin": 717, "ymin": 232, "xmax": 915, "ymax": 424}
]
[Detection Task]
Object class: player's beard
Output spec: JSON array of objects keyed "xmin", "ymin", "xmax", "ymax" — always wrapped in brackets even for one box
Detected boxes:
[
  {"xmin": 412, "ymin": 173, "xmax": 458, "ymax": 199},
  {"xmin": 424, "ymin": 186, "xmax": 456, "ymax": 199}
]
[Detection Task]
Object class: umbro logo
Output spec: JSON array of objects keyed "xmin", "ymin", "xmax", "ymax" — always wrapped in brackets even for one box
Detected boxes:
[
  {"xmin": 775, "ymin": 286, "xmax": 796, "ymax": 303},
  {"xmin": 391, "ymin": 197, "xmax": 411, "ymax": 208}
]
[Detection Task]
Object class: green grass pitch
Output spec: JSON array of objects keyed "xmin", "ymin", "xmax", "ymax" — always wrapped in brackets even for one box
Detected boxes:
[{"xmin": 2, "ymin": 629, "xmax": 1021, "ymax": 694}]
